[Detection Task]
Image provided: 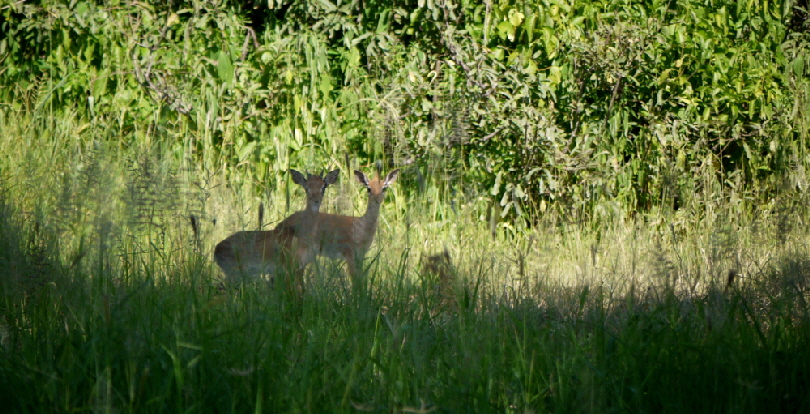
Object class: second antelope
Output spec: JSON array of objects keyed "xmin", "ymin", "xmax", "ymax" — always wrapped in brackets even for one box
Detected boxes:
[
  {"xmin": 296, "ymin": 168, "xmax": 399, "ymax": 286},
  {"xmin": 213, "ymin": 169, "xmax": 340, "ymax": 286}
]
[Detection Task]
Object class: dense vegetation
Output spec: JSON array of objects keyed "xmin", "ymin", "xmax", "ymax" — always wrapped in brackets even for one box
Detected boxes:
[
  {"xmin": 2, "ymin": 0, "xmax": 810, "ymax": 412},
  {"xmin": 4, "ymin": 0, "xmax": 810, "ymax": 219}
]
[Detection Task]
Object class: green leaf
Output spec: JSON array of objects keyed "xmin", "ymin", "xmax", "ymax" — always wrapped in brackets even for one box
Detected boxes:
[
  {"xmin": 376, "ymin": 9, "xmax": 390, "ymax": 33},
  {"xmin": 514, "ymin": 184, "xmax": 525, "ymax": 199},
  {"xmin": 508, "ymin": 10, "xmax": 524, "ymax": 27},
  {"xmin": 793, "ymin": 55, "xmax": 805, "ymax": 76},
  {"xmin": 497, "ymin": 21, "xmax": 514, "ymax": 41},
  {"xmin": 491, "ymin": 171, "xmax": 502, "ymax": 196},
  {"xmin": 525, "ymin": 59, "xmax": 537, "ymax": 76},
  {"xmin": 238, "ymin": 141, "xmax": 257, "ymax": 162},
  {"xmin": 523, "ymin": 12, "xmax": 536, "ymax": 42},
  {"xmin": 92, "ymin": 69, "xmax": 108, "ymax": 97},
  {"xmin": 500, "ymin": 198, "xmax": 512, "ymax": 216},
  {"xmin": 260, "ymin": 52, "xmax": 273, "ymax": 64},
  {"xmin": 318, "ymin": 0, "xmax": 337, "ymax": 12},
  {"xmin": 319, "ymin": 74, "xmax": 333, "ymax": 96},
  {"xmin": 548, "ymin": 65, "xmax": 561, "ymax": 85},
  {"xmin": 217, "ymin": 51, "xmax": 234, "ymax": 86}
]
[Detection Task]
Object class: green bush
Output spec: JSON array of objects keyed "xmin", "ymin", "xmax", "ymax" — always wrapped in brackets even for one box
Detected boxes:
[{"xmin": 2, "ymin": 0, "xmax": 809, "ymax": 222}]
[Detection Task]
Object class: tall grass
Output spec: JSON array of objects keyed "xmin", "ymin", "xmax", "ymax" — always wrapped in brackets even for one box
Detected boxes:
[{"xmin": 2, "ymin": 104, "xmax": 810, "ymax": 413}]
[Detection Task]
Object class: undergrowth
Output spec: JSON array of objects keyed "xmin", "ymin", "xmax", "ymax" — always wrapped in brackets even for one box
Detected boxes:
[{"xmin": 1, "ymin": 111, "xmax": 810, "ymax": 413}]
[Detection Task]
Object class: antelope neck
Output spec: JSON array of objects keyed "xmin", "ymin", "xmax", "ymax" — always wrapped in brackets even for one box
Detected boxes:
[{"xmin": 361, "ymin": 196, "xmax": 382, "ymax": 221}]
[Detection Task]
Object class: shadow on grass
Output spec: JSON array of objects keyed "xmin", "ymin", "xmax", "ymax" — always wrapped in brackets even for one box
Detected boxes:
[{"xmin": 1, "ymin": 194, "xmax": 809, "ymax": 413}]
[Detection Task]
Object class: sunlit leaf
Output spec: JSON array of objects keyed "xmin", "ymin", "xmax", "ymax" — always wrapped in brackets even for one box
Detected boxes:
[
  {"xmin": 217, "ymin": 51, "xmax": 234, "ymax": 86},
  {"xmin": 497, "ymin": 21, "xmax": 514, "ymax": 41}
]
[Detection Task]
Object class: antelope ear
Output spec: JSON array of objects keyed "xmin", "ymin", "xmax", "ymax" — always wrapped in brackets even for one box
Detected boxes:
[
  {"xmin": 324, "ymin": 169, "xmax": 340, "ymax": 186},
  {"xmin": 383, "ymin": 169, "xmax": 400, "ymax": 187},
  {"xmin": 290, "ymin": 169, "xmax": 307, "ymax": 186},
  {"xmin": 354, "ymin": 170, "xmax": 370, "ymax": 187}
]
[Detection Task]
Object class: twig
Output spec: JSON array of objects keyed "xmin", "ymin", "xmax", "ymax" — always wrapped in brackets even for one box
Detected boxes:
[
  {"xmin": 603, "ymin": 73, "xmax": 624, "ymax": 132},
  {"xmin": 240, "ymin": 28, "xmax": 258, "ymax": 61},
  {"xmin": 475, "ymin": 125, "xmax": 507, "ymax": 144}
]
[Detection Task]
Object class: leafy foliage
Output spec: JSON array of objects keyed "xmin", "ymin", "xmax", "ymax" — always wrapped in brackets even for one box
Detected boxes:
[
  {"xmin": 3, "ymin": 2, "xmax": 810, "ymax": 412},
  {"xmin": 2, "ymin": 0, "xmax": 810, "ymax": 224}
]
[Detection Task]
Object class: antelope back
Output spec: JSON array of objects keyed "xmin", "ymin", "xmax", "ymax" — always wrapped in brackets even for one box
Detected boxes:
[{"xmin": 214, "ymin": 168, "xmax": 340, "ymax": 283}]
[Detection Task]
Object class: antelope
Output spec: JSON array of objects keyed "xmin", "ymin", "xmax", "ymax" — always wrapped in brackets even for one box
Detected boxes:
[
  {"xmin": 297, "ymin": 168, "xmax": 399, "ymax": 286},
  {"xmin": 213, "ymin": 169, "xmax": 340, "ymax": 286},
  {"xmin": 421, "ymin": 248, "xmax": 459, "ymax": 312}
]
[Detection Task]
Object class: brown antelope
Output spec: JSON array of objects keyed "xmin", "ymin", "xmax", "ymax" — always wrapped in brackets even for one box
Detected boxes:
[
  {"xmin": 297, "ymin": 168, "xmax": 399, "ymax": 286},
  {"xmin": 213, "ymin": 169, "xmax": 340, "ymax": 285},
  {"xmin": 421, "ymin": 248, "xmax": 459, "ymax": 312}
]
